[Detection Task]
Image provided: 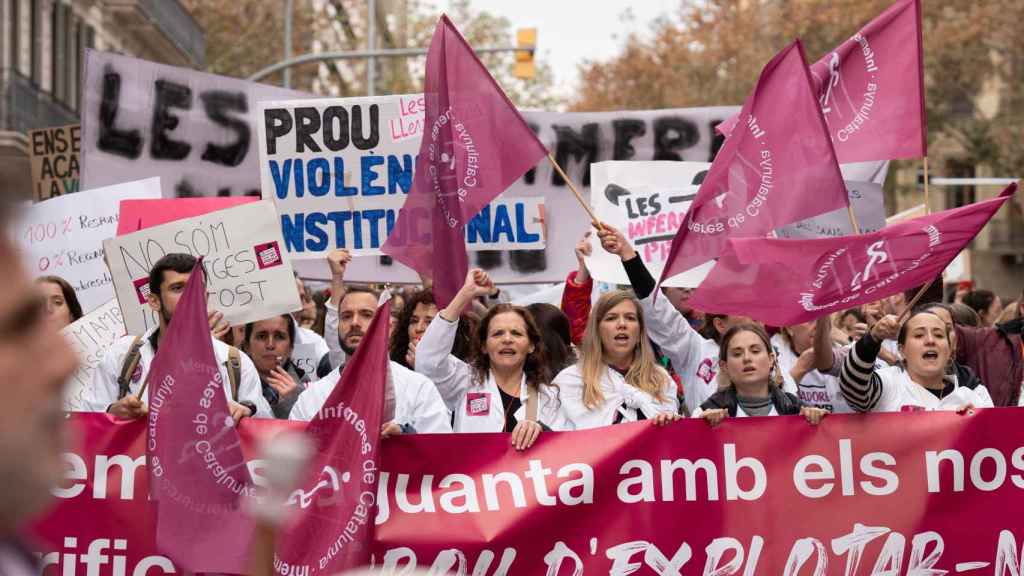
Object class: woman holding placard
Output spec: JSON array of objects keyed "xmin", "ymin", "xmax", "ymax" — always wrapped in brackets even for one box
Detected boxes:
[{"xmin": 415, "ymin": 269, "xmax": 570, "ymax": 448}]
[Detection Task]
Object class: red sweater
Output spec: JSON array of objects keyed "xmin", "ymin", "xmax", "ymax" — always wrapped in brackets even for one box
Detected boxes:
[{"xmin": 560, "ymin": 270, "xmax": 592, "ymax": 346}]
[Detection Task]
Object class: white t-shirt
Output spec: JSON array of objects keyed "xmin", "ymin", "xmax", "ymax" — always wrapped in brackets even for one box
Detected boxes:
[{"xmin": 772, "ymin": 334, "xmax": 853, "ymax": 414}]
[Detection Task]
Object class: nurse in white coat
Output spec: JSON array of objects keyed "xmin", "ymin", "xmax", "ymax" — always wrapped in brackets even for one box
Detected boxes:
[
  {"xmin": 415, "ymin": 269, "xmax": 569, "ymax": 449},
  {"xmin": 554, "ymin": 290, "xmax": 680, "ymax": 429},
  {"xmin": 695, "ymin": 323, "xmax": 829, "ymax": 425}
]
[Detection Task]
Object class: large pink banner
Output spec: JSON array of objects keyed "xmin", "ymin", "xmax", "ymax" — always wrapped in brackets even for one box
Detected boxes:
[{"xmin": 32, "ymin": 411, "xmax": 1024, "ymax": 574}]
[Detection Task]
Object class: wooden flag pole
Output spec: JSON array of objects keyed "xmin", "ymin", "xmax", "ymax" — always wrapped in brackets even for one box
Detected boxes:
[
  {"xmin": 898, "ymin": 278, "xmax": 937, "ymax": 324},
  {"xmin": 846, "ymin": 204, "xmax": 862, "ymax": 235},
  {"xmin": 546, "ymin": 153, "xmax": 601, "ymax": 226},
  {"xmin": 923, "ymin": 156, "xmax": 931, "ymax": 215}
]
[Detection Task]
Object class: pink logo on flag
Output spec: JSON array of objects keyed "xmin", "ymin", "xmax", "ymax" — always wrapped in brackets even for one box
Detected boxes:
[
  {"xmin": 688, "ymin": 184, "xmax": 1017, "ymax": 326},
  {"xmin": 132, "ymin": 277, "xmax": 151, "ymax": 304},
  {"xmin": 381, "ymin": 15, "xmax": 548, "ymax": 306},
  {"xmin": 274, "ymin": 298, "xmax": 392, "ymax": 573},
  {"xmin": 658, "ymin": 40, "xmax": 847, "ymax": 287},
  {"xmin": 718, "ymin": 0, "xmax": 925, "ymax": 163},
  {"xmin": 255, "ymin": 241, "xmax": 282, "ymax": 269},
  {"xmin": 145, "ymin": 260, "xmax": 254, "ymax": 574}
]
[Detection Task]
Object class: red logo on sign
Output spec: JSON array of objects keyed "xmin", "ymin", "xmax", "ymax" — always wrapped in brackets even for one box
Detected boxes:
[
  {"xmin": 255, "ymin": 241, "xmax": 282, "ymax": 269},
  {"xmin": 466, "ymin": 392, "xmax": 491, "ymax": 416},
  {"xmin": 133, "ymin": 277, "xmax": 152, "ymax": 304}
]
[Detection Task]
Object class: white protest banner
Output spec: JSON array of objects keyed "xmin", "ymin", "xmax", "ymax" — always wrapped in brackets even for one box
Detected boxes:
[
  {"xmin": 61, "ymin": 299, "xmax": 124, "ymax": 411},
  {"xmin": 28, "ymin": 124, "xmax": 80, "ymax": 201},
  {"xmin": 256, "ymin": 96, "xmax": 545, "ymax": 257},
  {"xmin": 15, "ymin": 177, "xmax": 162, "ymax": 312},
  {"xmin": 774, "ymin": 180, "xmax": 887, "ymax": 238},
  {"xmin": 78, "ymin": 50, "xmax": 737, "ymax": 283},
  {"xmin": 80, "ymin": 50, "xmax": 308, "ymax": 198},
  {"xmin": 103, "ymin": 200, "xmax": 302, "ymax": 335},
  {"xmin": 587, "ymin": 161, "xmax": 715, "ymax": 287}
]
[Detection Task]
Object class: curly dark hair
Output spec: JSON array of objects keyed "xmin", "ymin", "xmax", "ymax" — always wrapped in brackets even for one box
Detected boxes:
[
  {"xmin": 525, "ymin": 303, "xmax": 575, "ymax": 375},
  {"xmin": 390, "ymin": 289, "xmax": 475, "ymax": 368},
  {"xmin": 471, "ymin": 304, "xmax": 550, "ymax": 391}
]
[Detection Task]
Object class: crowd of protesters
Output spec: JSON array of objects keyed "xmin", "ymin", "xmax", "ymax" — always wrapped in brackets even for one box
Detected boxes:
[{"xmin": 36, "ymin": 223, "xmax": 1019, "ymax": 451}]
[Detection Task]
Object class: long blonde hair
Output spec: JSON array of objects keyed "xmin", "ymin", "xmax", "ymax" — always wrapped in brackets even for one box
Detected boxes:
[{"xmin": 579, "ymin": 291, "xmax": 667, "ymax": 409}]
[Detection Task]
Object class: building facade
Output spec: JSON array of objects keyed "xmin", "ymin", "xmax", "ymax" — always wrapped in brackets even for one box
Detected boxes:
[{"xmin": 0, "ymin": 0, "xmax": 205, "ymax": 198}]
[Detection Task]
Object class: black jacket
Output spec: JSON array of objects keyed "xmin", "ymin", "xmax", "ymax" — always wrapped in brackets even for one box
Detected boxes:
[{"xmin": 700, "ymin": 384, "xmax": 804, "ymax": 417}]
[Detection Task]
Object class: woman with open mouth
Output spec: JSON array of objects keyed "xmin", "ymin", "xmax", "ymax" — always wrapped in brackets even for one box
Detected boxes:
[
  {"xmin": 556, "ymin": 290, "xmax": 680, "ymax": 429},
  {"xmin": 415, "ymin": 269, "xmax": 570, "ymax": 450},
  {"xmin": 694, "ymin": 324, "xmax": 829, "ymax": 425},
  {"xmin": 242, "ymin": 314, "xmax": 312, "ymax": 419},
  {"xmin": 839, "ymin": 309, "xmax": 993, "ymax": 412}
]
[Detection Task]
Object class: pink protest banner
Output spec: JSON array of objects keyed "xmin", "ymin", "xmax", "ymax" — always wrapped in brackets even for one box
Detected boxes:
[
  {"xmin": 116, "ymin": 196, "xmax": 258, "ymax": 235},
  {"xmin": 382, "ymin": 15, "xmax": 548, "ymax": 306},
  {"xmin": 689, "ymin": 184, "xmax": 1017, "ymax": 327},
  {"xmin": 32, "ymin": 409, "xmax": 1024, "ymax": 574},
  {"xmin": 659, "ymin": 40, "xmax": 847, "ymax": 284},
  {"xmin": 718, "ymin": 0, "xmax": 925, "ymax": 164}
]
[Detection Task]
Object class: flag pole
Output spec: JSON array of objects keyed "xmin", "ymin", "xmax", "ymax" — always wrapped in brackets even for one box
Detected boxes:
[
  {"xmin": 546, "ymin": 153, "xmax": 601, "ymax": 226},
  {"xmin": 923, "ymin": 156, "xmax": 931, "ymax": 215},
  {"xmin": 846, "ymin": 204, "xmax": 862, "ymax": 235},
  {"xmin": 898, "ymin": 278, "xmax": 937, "ymax": 324}
]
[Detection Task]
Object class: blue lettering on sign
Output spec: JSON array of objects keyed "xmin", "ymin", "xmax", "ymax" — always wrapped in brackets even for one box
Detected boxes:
[
  {"xmin": 361, "ymin": 155, "xmax": 385, "ymax": 196},
  {"xmin": 515, "ymin": 202, "xmax": 540, "ymax": 243},
  {"xmin": 308, "ymin": 158, "xmax": 331, "ymax": 197},
  {"xmin": 387, "ymin": 154, "xmax": 414, "ymax": 194},
  {"xmin": 272, "ymin": 154, "xmax": 414, "ymax": 199},
  {"xmin": 270, "ymin": 159, "xmax": 292, "ymax": 200}
]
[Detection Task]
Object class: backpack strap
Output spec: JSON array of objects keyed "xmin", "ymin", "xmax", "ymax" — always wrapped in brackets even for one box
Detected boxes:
[
  {"xmin": 116, "ymin": 336, "xmax": 145, "ymax": 400},
  {"xmin": 226, "ymin": 346, "xmax": 242, "ymax": 401},
  {"xmin": 526, "ymin": 384, "xmax": 538, "ymax": 422}
]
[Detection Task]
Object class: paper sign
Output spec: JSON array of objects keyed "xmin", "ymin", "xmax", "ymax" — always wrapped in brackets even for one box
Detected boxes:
[
  {"xmin": 29, "ymin": 124, "xmax": 81, "ymax": 202},
  {"xmin": 256, "ymin": 96, "xmax": 546, "ymax": 257},
  {"xmin": 103, "ymin": 200, "xmax": 302, "ymax": 335},
  {"xmin": 116, "ymin": 197, "xmax": 258, "ymax": 235},
  {"xmin": 775, "ymin": 180, "xmax": 887, "ymax": 238},
  {"xmin": 588, "ymin": 161, "xmax": 715, "ymax": 287},
  {"xmin": 15, "ymin": 178, "xmax": 162, "ymax": 312},
  {"xmin": 61, "ymin": 299, "xmax": 125, "ymax": 411}
]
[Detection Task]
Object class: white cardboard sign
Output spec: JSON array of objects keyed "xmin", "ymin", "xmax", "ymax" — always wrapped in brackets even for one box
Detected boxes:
[{"xmin": 62, "ymin": 299, "xmax": 125, "ymax": 411}]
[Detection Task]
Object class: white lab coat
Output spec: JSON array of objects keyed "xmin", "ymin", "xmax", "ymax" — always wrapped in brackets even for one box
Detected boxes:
[
  {"xmin": 323, "ymin": 301, "xmax": 348, "ymax": 369},
  {"xmin": 772, "ymin": 333, "xmax": 853, "ymax": 414},
  {"xmin": 638, "ymin": 293, "xmax": 720, "ymax": 415},
  {"xmin": 867, "ymin": 365, "xmax": 993, "ymax": 413},
  {"xmin": 414, "ymin": 315, "xmax": 571, "ymax": 432},
  {"xmin": 83, "ymin": 328, "xmax": 273, "ymax": 418},
  {"xmin": 289, "ymin": 361, "xmax": 452, "ymax": 433},
  {"xmin": 555, "ymin": 363, "xmax": 678, "ymax": 429}
]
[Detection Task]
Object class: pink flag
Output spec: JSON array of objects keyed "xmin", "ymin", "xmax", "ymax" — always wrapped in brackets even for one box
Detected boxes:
[
  {"xmin": 117, "ymin": 196, "xmax": 258, "ymax": 235},
  {"xmin": 381, "ymin": 15, "xmax": 548, "ymax": 306},
  {"xmin": 659, "ymin": 40, "xmax": 847, "ymax": 285},
  {"xmin": 146, "ymin": 260, "xmax": 254, "ymax": 573},
  {"xmin": 718, "ymin": 0, "xmax": 926, "ymax": 163},
  {"xmin": 689, "ymin": 184, "xmax": 1017, "ymax": 326},
  {"xmin": 274, "ymin": 298, "xmax": 392, "ymax": 573}
]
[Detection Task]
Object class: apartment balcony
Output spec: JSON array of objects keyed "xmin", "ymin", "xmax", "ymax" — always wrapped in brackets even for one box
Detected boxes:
[
  {"xmin": 103, "ymin": 0, "xmax": 205, "ymax": 68},
  {"xmin": 0, "ymin": 70, "xmax": 77, "ymax": 134}
]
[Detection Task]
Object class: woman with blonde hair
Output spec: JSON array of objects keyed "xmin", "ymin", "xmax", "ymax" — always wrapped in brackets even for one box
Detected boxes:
[
  {"xmin": 698, "ymin": 323, "xmax": 829, "ymax": 425},
  {"xmin": 555, "ymin": 290, "xmax": 680, "ymax": 429}
]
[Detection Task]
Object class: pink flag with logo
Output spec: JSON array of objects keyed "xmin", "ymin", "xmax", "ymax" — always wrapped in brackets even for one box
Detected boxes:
[
  {"xmin": 145, "ymin": 260, "xmax": 254, "ymax": 573},
  {"xmin": 658, "ymin": 40, "xmax": 847, "ymax": 285},
  {"xmin": 381, "ymin": 15, "xmax": 548, "ymax": 306},
  {"xmin": 689, "ymin": 184, "xmax": 1017, "ymax": 326},
  {"xmin": 274, "ymin": 298, "xmax": 392, "ymax": 574},
  {"xmin": 718, "ymin": 0, "xmax": 925, "ymax": 163}
]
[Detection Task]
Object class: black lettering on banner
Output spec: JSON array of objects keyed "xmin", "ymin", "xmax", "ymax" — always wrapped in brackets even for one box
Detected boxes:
[
  {"xmin": 612, "ymin": 119, "xmax": 646, "ymax": 161},
  {"xmin": 322, "ymin": 106, "xmax": 351, "ymax": 151},
  {"xmin": 264, "ymin": 108, "xmax": 293, "ymax": 156},
  {"xmin": 709, "ymin": 120, "xmax": 727, "ymax": 162},
  {"xmin": 294, "ymin": 107, "xmax": 322, "ymax": 153},
  {"xmin": 174, "ymin": 180, "xmax": 257, "ymax": 198},
  {"xmin": 475, "ymin": 251, "xmax": 502, "ymax": 271},
  {"xmin": 653, "ymin": 116, "xmax": 698, "ymax": 161},
  {"xmin": 551, "ymin": 123, "xmax": 599, "ymax": 187},
  {"xmin": 150, "ymin": 80, "xmax": 193, "ymax": 160},
  {"xmin": 200, "ymin": 90, "xmax": 250, "ymax": 167},
  {"xmin": 523, "ymin": 123, "xmax": 541, "ymax": 185},
  {"xmin": 509, "ymin": 250, "xmax": 546, "ymax": 274},
  {"xmin": 351, "ymin": 104, "xmax": 380, "ymax": 150},
  {"xmin": 97, "ymin": 67, "xmax": 142, "ymax": 159}
]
